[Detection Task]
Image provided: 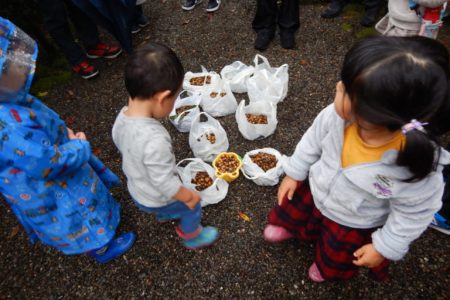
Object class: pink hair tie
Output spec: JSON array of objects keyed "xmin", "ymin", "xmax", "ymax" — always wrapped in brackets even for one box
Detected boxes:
[{"xmin": 401, "ymin": 119, "xmax": 428, "ymax": 135}]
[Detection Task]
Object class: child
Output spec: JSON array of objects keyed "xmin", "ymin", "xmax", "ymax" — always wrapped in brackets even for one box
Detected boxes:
[
  {"xmin": 181, "ymin": 0, "xmax": 221, "ymax": 13},
  {"xmin": 252, "ymin": 0, "xmax": 299, "ymax": 51},
  {"xmin": 376, "ymin": 0, "xmax": 447, "ymax": 37},
  {"xmin": 263, "ymin": 36, "xmax": 450, "ymax": 282},
  {"xmin": 0, "ymin": 17, "xmax": 135, "ymax": 263},
  {"xmin": 112, "ymin": 42, "xmax": 219, "ymax": 249}
]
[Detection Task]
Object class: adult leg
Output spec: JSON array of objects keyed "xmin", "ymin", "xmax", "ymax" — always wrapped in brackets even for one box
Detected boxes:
[
  {"xmin": 321, "ymin": 0, "xmax": 350, "ymax": 19},
  {"xmin": 64, "ymin": 0, "xmax": 100, "ymax": 50},
  {"xmin": 252, "ymin": 0, "xmax": 277, "ymax": 51},
  {"xmin": 39, "ymin": 0, "xmax": 86, "ymax": 66},
  {"xmin": 360, "ymin": 0, "xmax": 384, "ymax": 27},
  {"xmin": 278, "ymin": 0, "xmax": 299, "ymax": 49}
]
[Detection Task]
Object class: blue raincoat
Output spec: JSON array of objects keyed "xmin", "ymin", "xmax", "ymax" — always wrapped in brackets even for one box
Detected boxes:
[{"xmin": 0, "ymin": 17, "xmax": 120, "ymax": 255}]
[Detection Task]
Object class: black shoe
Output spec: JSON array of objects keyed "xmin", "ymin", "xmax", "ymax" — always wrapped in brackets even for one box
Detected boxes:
[
  {"xmin": 321, "ymin": 0, "xmax": 347, "ymax": 19},
  {"xmin": 280, "ymin": 31, "xmax": 295, "ymax": 49},
  {"xmin": 254, "ymin": 30, "xmax": 275, "ymax": 51},
  {"xmin": 206, "ymin": 0, "xmax": 221, "ymax": 12},
  {"xmin": 182, "ymin": 0, "xmax": 202, "ymax": 11}
]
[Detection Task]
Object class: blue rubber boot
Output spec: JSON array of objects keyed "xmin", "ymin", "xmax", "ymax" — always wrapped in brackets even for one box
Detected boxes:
[
  {"xmin": 88, "ymin": 232, "xmax": 136, "ymax": 263},
  {"xmin": 176, "ymin": 226, "xmax": 219, "ymax": 250}
]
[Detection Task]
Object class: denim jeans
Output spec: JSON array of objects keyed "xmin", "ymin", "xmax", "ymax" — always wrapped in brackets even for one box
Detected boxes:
[
  {"xmin": 39, "ymin": 0, "xmax": 99, "ymax": 65},
  {"xmin": 134, "ymin": 200, "xmax": 202, "ymax": 234}
]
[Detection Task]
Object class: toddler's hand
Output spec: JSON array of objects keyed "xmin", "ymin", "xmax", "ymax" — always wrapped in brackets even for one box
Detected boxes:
[
  {"xmin": 75, "ymin": 131, "xmax": 87, "ymax": 140},
  {"xmin": 353, "ymin": 243, "xmax": 385, "ymax": 268},
  {"xmin": 67, "ymin": 128, "xmax": 76, "ymax": 139},
  {"xmin": 277, "ymin": 176, "xmax": 298, "ymax": 205},
  {"xmin": 67, "ymin": 128, "xmax": 87, "ymax": 140},
  {"xmin": 185, "ymin": 190, "xmax": 201, "ymax": 209}
]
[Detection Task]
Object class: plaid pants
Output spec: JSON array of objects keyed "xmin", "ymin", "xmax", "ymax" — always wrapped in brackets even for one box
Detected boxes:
[{"xmin": 268, "ymin": 181, "xmax": 390, "ymax": 281}]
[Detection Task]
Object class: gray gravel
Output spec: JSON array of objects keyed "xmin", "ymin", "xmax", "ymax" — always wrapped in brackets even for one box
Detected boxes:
[{"xmin": 1, "ymin": 1, "xmax": 449, "ymax": 299}]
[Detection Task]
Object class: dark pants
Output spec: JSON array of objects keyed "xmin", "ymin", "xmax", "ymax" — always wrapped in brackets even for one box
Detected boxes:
[
  {"xmin": 331, "ymin": 0, "xmax": 383, "ymax": 10},
  {"xmin": 440, "ymin": 142, "xmax": 450, "ymax": 219},
  {"xmin": 268, "ymin": 181, "xmax": 390, "ymax": 281},
  {"xmin": 39, "ymin": 0, "xmax": 99, "ymax": 65},
  {"xmin": 252, "ymin": 0, "xmax": 300, "ymax": 34}
]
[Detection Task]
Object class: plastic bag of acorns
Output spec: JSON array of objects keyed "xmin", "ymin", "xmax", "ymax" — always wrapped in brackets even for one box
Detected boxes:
[{"xmin": 241, "ymin": 148, "xmax": 285, "ymax": 186}]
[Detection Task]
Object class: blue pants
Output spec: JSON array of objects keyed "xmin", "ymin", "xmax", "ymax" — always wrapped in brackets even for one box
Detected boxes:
[{"xmin": 134, "ymin": 201, "xmax": 202, "ymax": 234}]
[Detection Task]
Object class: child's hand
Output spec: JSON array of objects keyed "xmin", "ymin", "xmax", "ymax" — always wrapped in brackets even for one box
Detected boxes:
[
  {"xmin": 353, "ymin": 243, "xmax": 385, "ymax": 268},
  {"xmin": 277, "ymin": 176, "xmax": 298, "ymax": 205},
  {"xmin": 185, "ymin": 190, "xmax": 201, "ymax": 209},
  {"xmin": 174, "ymin": 186, "xmax": 201, "ymax": 209},
  {"xmin": 67, "ymin": 128, "xmax": 87, "ymax": 140}
]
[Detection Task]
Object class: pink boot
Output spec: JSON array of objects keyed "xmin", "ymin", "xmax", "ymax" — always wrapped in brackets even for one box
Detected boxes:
[
  {"xmin": 263, "ymin": 224, "xmax": 294, "ymax": 242},
  {"xmin": 308, "ymin": 262, "xmax": 325, "ymax": 283}
]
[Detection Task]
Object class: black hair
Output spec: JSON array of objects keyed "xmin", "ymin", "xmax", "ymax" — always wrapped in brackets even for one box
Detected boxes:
[
  {"xmin": 125, "ymin": 42, "xmax": 184, "ymax": 99},
  {"xmin": 341, "ymin": 36, "xmax": 450, "ymax": 181}
]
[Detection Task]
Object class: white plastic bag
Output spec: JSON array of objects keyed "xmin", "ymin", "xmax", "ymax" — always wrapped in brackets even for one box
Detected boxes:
[
  {"xmin": 247, "ymin": 54, "xmax": 289, "ymax": 105},
  {"xmin": 189, "ymin": 112, "xmax": 229, "ymax": 162},
  {"xmin": 183, "ymin": 66, "xmax": 221, "ymax": 93},
  {"xmin": 201, "ymin": 81, "xmax": 237, "ymax": 117},
  {"xmin": 241, "ymin": 148, "xmax": 285, "ymax": 186},
  {"xmin": 235, "ymin": 100, "xmax": 278, "ymax": 140},
  {"xmin": 177, "ymin": 158, "xmax": 229, "ymax": 207},
  {"xmin": 220, "ymin": 61, "xmax": 254, "ymax": 93},
  {"xmin": 169, "ymin": 90, "xmax": 201, "ymax": 133}
]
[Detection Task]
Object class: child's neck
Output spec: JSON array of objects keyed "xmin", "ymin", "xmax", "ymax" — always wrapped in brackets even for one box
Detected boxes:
[
  {"xmin": 124, "ymin": 97, "xmax": 155, "ymax": 118},
  {"xmin": 356, "ymin": 119, "xmax": 400, "ymax": 146}
]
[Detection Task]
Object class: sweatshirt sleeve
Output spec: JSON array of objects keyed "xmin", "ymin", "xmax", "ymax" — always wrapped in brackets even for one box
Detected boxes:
[
  {"xmin": 142, "ymin": 138, "xmax": 182, "ymax": 199},
  {"xmin": 371, "ymin": 179, "xmax": 444, "ymax": 261},
  {"xmin": 5, "ymin": 129, "xmax": 91, "ymax": 180},
  {"xmin": 283, "ymin": 104, "xmax": 335, "ymax": 181}
]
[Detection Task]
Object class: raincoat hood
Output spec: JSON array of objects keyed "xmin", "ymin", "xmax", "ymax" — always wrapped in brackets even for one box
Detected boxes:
[{"xmin": 0, "ymin": 17, "xmax": 38, "ymax": 104}]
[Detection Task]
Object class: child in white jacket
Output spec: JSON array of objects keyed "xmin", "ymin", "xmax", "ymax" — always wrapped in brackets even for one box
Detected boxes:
[{"xmin": 376, "ymin": 0, "xmax": 447, "ymax": 37}]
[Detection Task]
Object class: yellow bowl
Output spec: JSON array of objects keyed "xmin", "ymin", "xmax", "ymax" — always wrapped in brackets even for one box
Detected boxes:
[{"xmin": 212, "ymin": 152, "xmax": 242, "ymax": 183}]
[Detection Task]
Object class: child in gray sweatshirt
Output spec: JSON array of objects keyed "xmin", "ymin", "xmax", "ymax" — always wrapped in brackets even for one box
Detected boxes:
[{"xmin": 112, "ymin": 42, "xmax": 218, "ymax": 249}]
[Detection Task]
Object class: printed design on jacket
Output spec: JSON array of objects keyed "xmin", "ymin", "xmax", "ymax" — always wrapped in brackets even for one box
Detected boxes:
[{"xmin": 373, "ymin": 174, "xmax": 393, "ymax": 198}]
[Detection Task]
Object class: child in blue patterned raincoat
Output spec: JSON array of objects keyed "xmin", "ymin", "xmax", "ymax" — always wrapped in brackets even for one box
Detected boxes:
[{"xmin": 0, "ymin": 17, "xmax": 135, "ymax": 263}]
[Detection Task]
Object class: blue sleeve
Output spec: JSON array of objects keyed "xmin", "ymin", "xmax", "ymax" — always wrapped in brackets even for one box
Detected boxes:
[{"xmin": 3, "ymin": 130, "xmax": 92, "ymax": 180}]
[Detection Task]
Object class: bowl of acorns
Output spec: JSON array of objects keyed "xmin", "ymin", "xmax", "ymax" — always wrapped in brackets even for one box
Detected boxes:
[{"xmin": 212, "ymin": 152, "xmax": 243, "ymax": 183}]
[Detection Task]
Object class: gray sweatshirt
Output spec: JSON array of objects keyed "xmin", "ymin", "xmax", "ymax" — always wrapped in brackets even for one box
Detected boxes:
[
  {"xmin": 112, "ymin": 107, "xmax": 182, "ymax": 208},
  {"xmin": 283, "ymin": 104, "xmax": 449, "ymax": 261}
]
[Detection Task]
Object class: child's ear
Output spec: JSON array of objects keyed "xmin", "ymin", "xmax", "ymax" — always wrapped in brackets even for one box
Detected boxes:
[{"xmin": 153, "ymin": 90, "xmax": 172, "ymax": 105}]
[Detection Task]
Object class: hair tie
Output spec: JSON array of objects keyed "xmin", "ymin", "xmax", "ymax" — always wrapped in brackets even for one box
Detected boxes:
[{"xmin": 401, "ymin": 119, "xmax": 428, "ymax": 135}]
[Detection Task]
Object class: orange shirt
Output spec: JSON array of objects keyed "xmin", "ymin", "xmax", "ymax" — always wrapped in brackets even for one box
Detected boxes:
[{"xmin": 341, "ymin": 123, "xmax": 405, "ymax": 168}]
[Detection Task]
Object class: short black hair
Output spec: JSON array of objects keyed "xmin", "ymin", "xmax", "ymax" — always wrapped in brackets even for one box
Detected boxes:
[
  {"xmin": 341, "ymin": 36, "xmax": 450, "ymax": 181},
  {"xmin": 125, "ymin": 42, "xmax": 184, "ymax": 99}
]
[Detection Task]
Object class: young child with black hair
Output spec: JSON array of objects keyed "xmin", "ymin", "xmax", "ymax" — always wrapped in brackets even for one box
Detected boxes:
[
  {"xmin": 112, "ymin": 42, "xmax": 219, "ymax": 249},
  {"xmin": 263, "ymin": 36, "xmax": 450, "ymax": 282}
]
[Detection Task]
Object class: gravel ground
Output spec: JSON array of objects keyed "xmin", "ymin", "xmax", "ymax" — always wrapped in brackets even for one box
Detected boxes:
[{"xmin": 1, "ymin": 1, "xmax": 449, "ymax": 299}]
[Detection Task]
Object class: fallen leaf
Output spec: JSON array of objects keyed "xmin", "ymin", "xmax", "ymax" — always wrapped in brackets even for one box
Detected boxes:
[
  {"xmin": 65, "ymin": 116, "xmax": 75, "ymax": 126},
  {"xmin": 9, "ymin": 225, "xmax": 20, "ymax": 239},
  {"xmin": 37, "ymin": 91, "xmax": 48, "ymax": 98},
  {"xmin": 299, "ymin": 59, "xmax": 307, "ymax": 65},
  {"xmin": 238, "ymin": 212, "xmax": 251, "ymax": 222},
  {"xmin": 182, "ymin": 20, "xmax": 190, "ymax": 25},
  {"xmin": 207, "ymin": 12, "xmax": 214, "ymax": 21},
  {"xmin": 68, "ymin": 90, "xmax": 74, "ymax": 96},
  {"xmin": 93, "ymin": 147, "xmax": 102, "ymax": 156}
]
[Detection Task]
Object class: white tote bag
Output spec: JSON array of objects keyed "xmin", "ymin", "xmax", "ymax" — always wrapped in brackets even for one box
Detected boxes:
[
  {"xmin": 189, "ymin": 112, "xmax": 229, "ymax": 162},
  {"xmin": 246, "ymin": 54, "xmax": 289, "ymax": 105},
  {"xmin": 177, "ymin": 158, "xmax": 229, "ymax": 207},
  {"xmin": 169, "ymin": 90, "xmax": 201, "ymax": 133},
  {"xmin": 201, "ymin": 81, "xmax": 237, "ymax": 117},
  {"xmin": 220, "ymin": 61, "xmax": 254, "ymax": 93},
  {"xmin": 241, "ymin": 148, "xmax": 285, "ymax": 186},
  {"xmin": 235, "ymin": 100, "xmax": 278, "ymax": 140}
]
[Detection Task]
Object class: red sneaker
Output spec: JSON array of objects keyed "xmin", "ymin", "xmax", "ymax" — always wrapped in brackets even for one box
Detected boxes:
[
  {"xmin": 86, "ymin": 42, "xmax": 123, "ymax": 59},
  {"xmin": 72, "ymin": 61, "xmax": 99, "ymax": 79}
]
